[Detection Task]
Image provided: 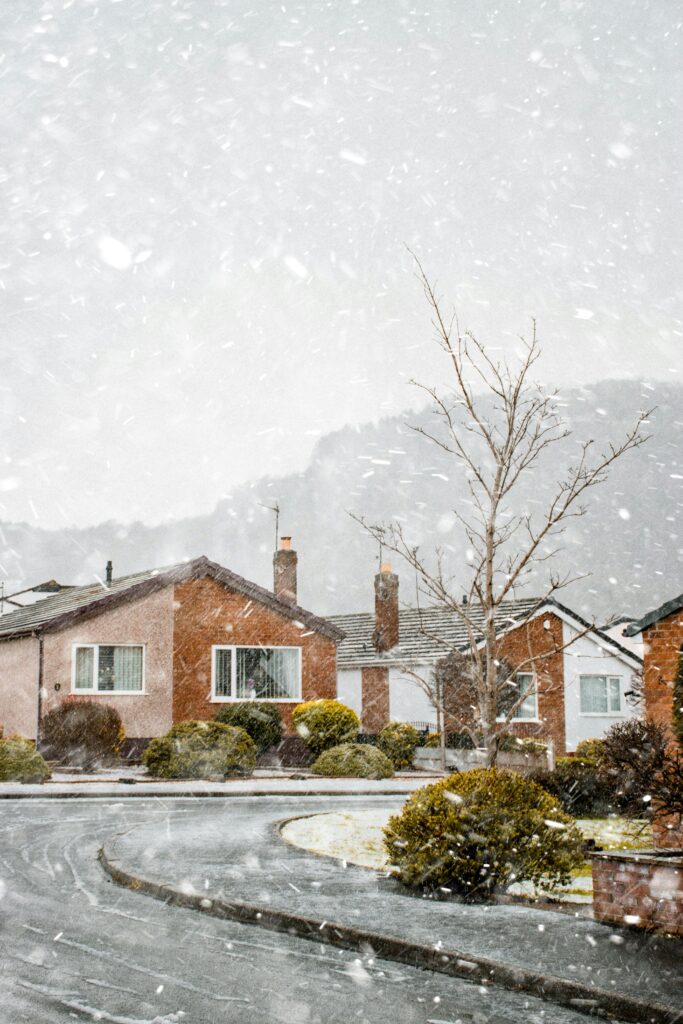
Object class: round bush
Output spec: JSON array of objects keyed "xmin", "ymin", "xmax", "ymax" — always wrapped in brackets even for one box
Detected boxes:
[
  {"xmin": 41, "ymin": 700, "xmax": 124, "ymax": 768},
  {"xmin": 384, "ymin": 768, "xmax": 584, "ymax": 898},
  {"xmin": 291, "ymin": 700, "xmax": 359, "ymax": 756},
  {"xmin": 143, "ymin": 721, "xmax": 256, "ymax": 779},
  {"xmin": 574, "ymin": 738, "xmax": 606, "ymax": 764},
  {"xmin": 311, "ymin": 743, "xmax": 394, "ymax": 779},
  {"xmin": 533, "ymin": 756, "xmax": 616, "ymax": 816},
  {"xmin": 214, "ymin": 701, "xmax": 282, "ymax": 754},
  {"xmin": 0, "ymin": 737, "xmax": 51, "ymax": 783},
  {"xmin": 378, "ymin": 722, "xmax": 420, "ymax": 768}
]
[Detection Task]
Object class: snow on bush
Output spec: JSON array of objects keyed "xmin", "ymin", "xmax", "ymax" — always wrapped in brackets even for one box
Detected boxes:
[
  {"xmin": 384, "ymin": 768, "xmax": 584, "ymax": 898},
  {"xmin": 291, "ymin": 699, "xmax": 359, "ymax": 756},
  {"xmin": 311, "ymin": 743, "xmax": 394, "ymax": 779},
  {"xmin": 378, "ymin": 722, "xmax": 420, "ymax": 768},
  {"xmin": 143, "ymin": 720, "xmax": 256, "ymax": 779},
  {"xmin": 0, "ymin": 736, "xmax": 51, "ymax": 783},
  {"xmin": 41, "ymin": 699, "xmax": 124, "ymax": 769}
]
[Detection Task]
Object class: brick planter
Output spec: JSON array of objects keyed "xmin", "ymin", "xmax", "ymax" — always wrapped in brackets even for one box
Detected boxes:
[{"xmin": 591, "ymin": 849, "xmax": 683, "ymax": 936}]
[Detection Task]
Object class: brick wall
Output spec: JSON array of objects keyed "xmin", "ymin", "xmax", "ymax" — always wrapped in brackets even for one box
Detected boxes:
[
  {"xmin": 172, "ymin": 577, "xmax": 337, "ymax": 735},
  {"xmin": 361, "ymin": 666, "xmax": 390, "ymax": 732},
  {"xmin": 642, "ymin": 608, "xmax": 683, "ymax": 738},
  {"xmin": 592, "ymin": 852, "xmax": 683, "ymax": 936}
]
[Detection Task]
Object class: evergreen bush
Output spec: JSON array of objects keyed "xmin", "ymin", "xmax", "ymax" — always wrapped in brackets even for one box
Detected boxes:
[
  {"xmin": 378, "ymin": 722, "xmax": 420, "ymax": 768},
  {"xmin": 384, "ymin": 768, "xmax": 583, "ymax": 898},
  {"xmin": 0, "ymin": 737, "xmax": 51, "ymax": 783},
  {"xmin": 311, "ymin": 742, "xmax": 394, "ymax": 779},
  {"xmin": 143, "ymin": 720, "xmax": 256, "ymax": 779},
  {"xmin": 532, "ymin": 756, "xmax": 615, "ymax": 816},
  {"xmin": 291, "ymin": 700, "xmax": 359, "ymax": 756},
  {"xmin": 41, "ymin": 700, "xmax": 124, "ymax": 769},
  {"xmin": 214, "ymin": 701, "xmax": 282, "ymax": 754}
]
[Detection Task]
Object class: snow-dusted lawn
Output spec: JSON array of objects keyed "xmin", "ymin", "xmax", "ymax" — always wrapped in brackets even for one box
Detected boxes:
[{"xmin": 281, "ymin": 810, "xmax": 653, "ymax": 903}]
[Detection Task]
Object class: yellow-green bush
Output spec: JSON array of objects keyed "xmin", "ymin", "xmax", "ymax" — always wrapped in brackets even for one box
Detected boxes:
[
  {"xmin": 574, "ymin": 738, "xmax": 606, "ymax": 764},
  {"xmin": 143, "ymin": 720, "xmax": 256, "ymax": 779},
  {"xmin": 378, "ymin": 722, "xmax": 420, "ymax": 768},
  {"xmin": 291, "ymin": 700, "xmax": 359, "ymax": 756},
  {"xmin": 214, "ymin": 701, "xmax": 282, "ymax": 754},
  {"xmin": 0, "ymin": 737, "xmax": 51, "ymax": 783},
  {"xmin": 384, "ymin": 768, "xmax": 583, "ymax": 899},
  {"xmin": 311, "ymin": 743, "xmax": 394, "ymax": 779}
]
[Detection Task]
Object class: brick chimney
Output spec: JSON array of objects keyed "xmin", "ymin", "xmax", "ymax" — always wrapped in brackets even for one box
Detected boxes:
[
  {"xmin": 372, "ymin": 563, "xmax": 399, "ymax": 652},
  {"xmin": 273, "ymin": 536, "xmax": 297, "ymax": 605}
]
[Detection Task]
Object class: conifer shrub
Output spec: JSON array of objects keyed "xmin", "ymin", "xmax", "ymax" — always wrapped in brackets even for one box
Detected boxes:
[
  {"xmin": 143, "ymin": 720, "xmax": 256, "ymax": 779},
  {"xmin": 41, "ymin": 700, "xmax": 124, "ymax": 769},
  {"xmin": 0, "ymin": 736, "xmax": 51, "ymax": 783},
  {"xmin": 214, "ymin": 701, "xmax": 282, "ymax": 754},
  {"xmin": 311, "ymin": 742, "xmax": 394, "ymax": 779},
  {"xmin": 384, "ymin": 768, "xmax": 583, "ymax": 898},
  {"xmin": 378, "ymin": 722, "xmax": 420, "ymax": 768},
  {"xmin": 672, "ymin": 652, "xmax": 683, "ymax": 750},
  {"xmin": 291, "ymin": 700, "xmax": 359, "ymax": 756},
  {"xmin": 532, "ymin": 756, "xmax": 615, "ymax": 816}
]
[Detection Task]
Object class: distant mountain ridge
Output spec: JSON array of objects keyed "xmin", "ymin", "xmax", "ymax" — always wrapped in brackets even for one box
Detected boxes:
[{"xmin": 1, "ymin": 379, "xmax": 681, "ymax": 623}]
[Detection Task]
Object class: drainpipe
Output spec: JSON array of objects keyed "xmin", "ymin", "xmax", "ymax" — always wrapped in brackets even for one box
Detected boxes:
[{"xmin": 36, "ymin": 634, "xmax": 44, "ymax": 748}]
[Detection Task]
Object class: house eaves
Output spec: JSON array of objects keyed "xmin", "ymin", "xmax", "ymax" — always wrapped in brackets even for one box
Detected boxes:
[{"xmin": 624, "ymin": 592, "xmax": 683, "ymax": 637}]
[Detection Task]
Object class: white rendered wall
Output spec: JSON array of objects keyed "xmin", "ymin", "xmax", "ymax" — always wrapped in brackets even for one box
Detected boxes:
[
  {"xmin": 336, "ymin": 669, "xmax": 362, "ymax": 717},
  {"xmin": 563, "ymin": 622, "xmax": 641, "ymax": 752},
  {"xmin": 389, "ymin": 667, "xmax": 437, "ymax": 727}
]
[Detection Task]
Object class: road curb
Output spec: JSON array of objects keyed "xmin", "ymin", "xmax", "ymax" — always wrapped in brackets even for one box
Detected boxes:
[
  {"xmin": 0, "ymin": 785, "xmax": 426, "ymax": 800},
  {"xmin": 99, "ymin": 838, "xmax": 681, "ymax": 1024}
]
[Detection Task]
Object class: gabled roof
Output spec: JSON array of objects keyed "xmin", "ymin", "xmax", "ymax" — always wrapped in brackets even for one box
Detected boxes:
[
  {"xmin": 1, "ymin": 580, "xmax": 74, "ymax": 612},
  {"xmin": 328, "ymin": 596, "xmax": 641, "ymax": 669},
  {"xmin": 625, "ymin": 592, "xmax": 683, "ymax": 636},
  {"xmin": 0, "ymin": 557, "xmax": 344, "ymax": 643}
]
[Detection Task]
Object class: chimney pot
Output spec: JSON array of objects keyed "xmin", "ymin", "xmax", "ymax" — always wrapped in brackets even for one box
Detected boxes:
[
  {"xmin": 380, "ymin": 562, "xmax": 393, "ymax": 574},
  {"xmin": 106, "ymin": 560, "xmax": 113, "ymax": 586},
  {"xmin": 280, "ymin": 536, "xmax": 292, "ymax": 551}
]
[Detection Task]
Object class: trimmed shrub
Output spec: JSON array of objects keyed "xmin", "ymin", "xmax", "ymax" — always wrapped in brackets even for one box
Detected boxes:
[
  {"xmin": 41, "ymin": 700, "xmax": 124, "ymax": 768},
  {"xmin": 0, "ymin": 737, "xmax": 51, "ymax": 783},
  {"xmin": 384, "ymin": 768, "xmax": 583, "ymax": 898},
  {"xmin": 378, "ymin": 722, "xmax": 420, "ymax": 769},
  {"xmin": 574, "ymin": 738, "xmax": 606, "ymax": 764},
  {"xmin": 532, "ymin": 756, "xmax": 615, "ymax": 816},
  {"xmin": 214, "ymin": 701, "xmax": 282, "ymax": 754},
  {"xmin": 143, "ymin": 721, "xmax": 256, "ymax": 779},
  {"xmin": 424, "ymin": 732, "xmax": 442, "ymax": 749},
  {"xmin": 291, "ymin": 700, "xmax": 359, "ymax": 756},
  {"xmin": 311, "ymin": 743, "xmax": 394, "ymax": 779}
]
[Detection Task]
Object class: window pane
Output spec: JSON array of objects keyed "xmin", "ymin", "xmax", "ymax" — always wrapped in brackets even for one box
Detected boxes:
[
  {"xmin": 580, "ymin": 676, "xmax": 607, "ymax": 714},
  {"xmin": 497, "ymin": 673, "xmax": 536, "ymax": 720},
  {"xmin": 74, "ymin": 647, "xmax": 94, "ymax": 689},
  {"xmin": 97, "ymin": 646, "xmax": 143, "ymax": 692},
  {"xmin": 608, "ymin": 677, "xmax": 621, "ymax": 712},
  {"xmin": 215, "ymin": 649, "xmax": 232, "ymax": 697},
  {"xmin": 236, "ymin": 647, "xmax": 298, "ymax": 699}
]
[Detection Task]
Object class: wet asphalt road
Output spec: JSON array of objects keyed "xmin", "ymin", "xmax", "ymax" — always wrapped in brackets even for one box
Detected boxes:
[{"xmin": 1, "ymin": 796, "xmax": 628, "ymax": 1024}]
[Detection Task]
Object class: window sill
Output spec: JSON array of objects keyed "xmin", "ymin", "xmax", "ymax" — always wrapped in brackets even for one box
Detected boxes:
[
  {"xmin": 210, "ymin": 696, "xmax": 302, "ymax": 703},
  {"xmin": 578, "ymin": 711, "xmax": 624, "ymax": 717},
  {"xmin": 71, "ymin": 690, "xmax": 146, "ymax": 697}
]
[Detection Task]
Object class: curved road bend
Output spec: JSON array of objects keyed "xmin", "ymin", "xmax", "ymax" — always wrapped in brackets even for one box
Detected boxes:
[{"xmin": 1, "ymin": 796, "xmax": 638, "ymax": 1024}]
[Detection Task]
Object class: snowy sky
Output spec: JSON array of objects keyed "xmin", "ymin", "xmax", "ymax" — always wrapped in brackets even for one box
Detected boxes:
[{"xmin": 2, "ymin": 0, "xmax": 681, "ymax": 529}]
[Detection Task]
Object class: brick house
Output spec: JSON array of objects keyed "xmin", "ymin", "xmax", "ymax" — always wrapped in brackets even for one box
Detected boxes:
[
  {"xmin": 329, "ymin": 565, "xmax": 642, "ymax": 755},
  {"xmin": 0, "ymin": 543, "xmax": 343, "ymax": 749},
  {"xmin": 625, "ymin": 591, "xmax": 683, "ymax": 739}
]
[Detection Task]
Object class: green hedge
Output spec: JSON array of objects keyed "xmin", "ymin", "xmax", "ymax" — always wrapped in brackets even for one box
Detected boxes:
[
  {"xmin": 384, "ymin": 768, "xmax": 583, "ymax": 898},
  {"xmin": 0, "ymin": 737, "xmax": 51, "ymax": 783},
  {"xmin": 214, "ymin": 701, "xmax": 282, "ymax": 754},
  {"xmin": 143, "ymin": 721, "xmax": 256, "ymax": 779},
  {"xmin": 291, "ymin": 700, "xmax": 359, "ymax": 756},
  {"xmin": 378, "ymin": 722, "xmax": 420, "ymax": 768},
  {"xmin": 41, "ymin": 700, "xmax": 124, "ymax": 768},
  {"xmin": 311, "ymin": 743, "xmax": 394, "ymax": 779},
  {"xmin": 532, "ymin": 756, "xmax": 616, "ymax": 817}
]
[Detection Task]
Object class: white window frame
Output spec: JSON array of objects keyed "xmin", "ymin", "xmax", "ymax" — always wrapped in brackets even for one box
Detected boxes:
[
  {"xmin": 496, "ymin": 672, "xmax": 539, "ymax": 722},
  {"xmin": 579, "ymin": 674, "xmax": 622, "ymax": 716},
  {"xmin": 211, "ymin": 644, "xmax": 302, "ymax": 703},
  {"xmin": 71, "ymin": 643, "xmax": 146, "ymax": 695}
]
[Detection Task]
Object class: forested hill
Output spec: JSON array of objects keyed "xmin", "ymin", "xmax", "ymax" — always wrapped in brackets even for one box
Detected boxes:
[{"xmin": 1, "ymin": 379, "xmax": 681, "ymax": 622}]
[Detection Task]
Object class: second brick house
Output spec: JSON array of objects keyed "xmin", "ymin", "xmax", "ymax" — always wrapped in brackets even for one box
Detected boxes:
[
  {"xmin": 330, "ymin": 565, "xmax": 643, "ymax": 755},
  {"xmin": 0, "ymin": 542, "xmax": 343, "ymax": 750}
]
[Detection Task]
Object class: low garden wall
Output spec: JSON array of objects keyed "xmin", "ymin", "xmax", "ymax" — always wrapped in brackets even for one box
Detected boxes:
[
  {"xmin": 591, "ymin": 850, "xmax": 683, "ymax": 936},
  {"xmin": 413, "ymin": 747, "xmax": 548, "ymax": 773}
]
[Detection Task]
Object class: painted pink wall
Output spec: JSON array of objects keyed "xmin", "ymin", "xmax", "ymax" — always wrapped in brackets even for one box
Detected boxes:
[
  {"xmin": 0, "ymin": 635, "xmax": 40, "ymax": 739},
  {"xmin": 41, "ymin": 587, "xmax": 175, "ymax": 739}
]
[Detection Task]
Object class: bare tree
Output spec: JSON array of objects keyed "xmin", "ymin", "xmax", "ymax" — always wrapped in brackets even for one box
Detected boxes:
[{"xmin": 355, "ymin": 256, "xmax": 650, "ymax": 767}]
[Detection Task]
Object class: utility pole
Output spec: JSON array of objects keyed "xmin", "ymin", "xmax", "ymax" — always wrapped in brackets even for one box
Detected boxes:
[{"xmin": 259, "ymin": 500, "xmax": 280, "ymax": 551}]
